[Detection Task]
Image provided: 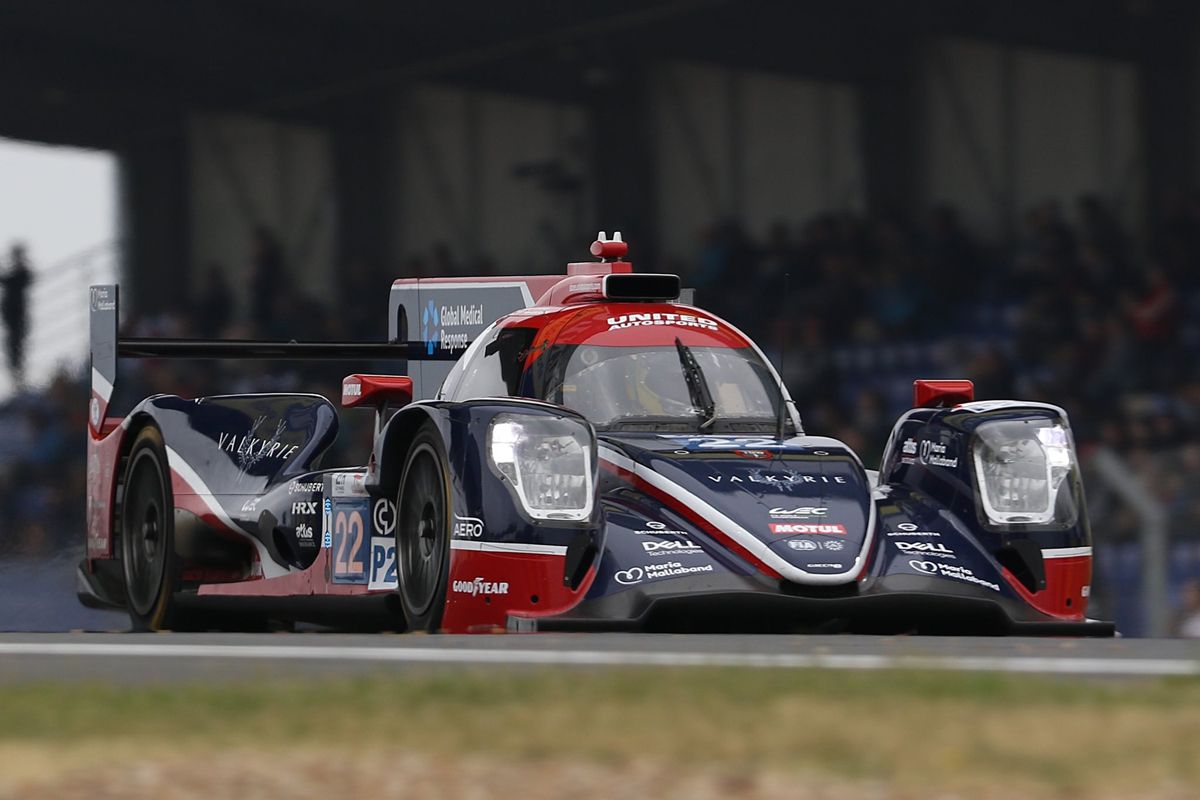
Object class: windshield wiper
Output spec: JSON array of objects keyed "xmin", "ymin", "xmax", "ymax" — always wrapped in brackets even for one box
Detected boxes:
[{"xmin": 674, "ymin": 337, "xmax": 717, "ymax": 430}]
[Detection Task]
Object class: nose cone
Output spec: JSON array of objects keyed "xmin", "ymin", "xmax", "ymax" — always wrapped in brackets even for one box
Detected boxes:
[{"xmin": 601, "ymin": 434, "xmax": 874, "ymax": 583}]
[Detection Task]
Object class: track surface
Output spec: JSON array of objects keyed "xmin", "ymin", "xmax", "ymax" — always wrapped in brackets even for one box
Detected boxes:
[{"xmin": 0, "ymin": 633, "xmax": 1196, "ymax": 682}]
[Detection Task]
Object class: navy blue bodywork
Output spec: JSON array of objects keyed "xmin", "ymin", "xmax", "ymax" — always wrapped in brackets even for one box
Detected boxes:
[{"xmin": 81, "ymin": 278, "xmax": 1112, "ymax": 635}]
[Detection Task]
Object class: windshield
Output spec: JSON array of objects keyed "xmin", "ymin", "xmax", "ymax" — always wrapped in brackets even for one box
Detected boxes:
[{"xmin": 533, "ymin": 344, "xmax": 788, "ymax": 433}]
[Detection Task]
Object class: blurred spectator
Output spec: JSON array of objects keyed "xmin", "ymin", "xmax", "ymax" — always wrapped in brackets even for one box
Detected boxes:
[
  {"xmin": 197, "ymin": 263, "xmax": 234, "ymax": 338},
  {"xmin": 1, "ymin": 242, "xmax": 33, "ymax": 386},
  {"xmin": 1175, "ymin": 579, "xmax": 1200, "ymax": 638},
  {"xmin": 249, "ymin": 227, "xmax": 285, "ymax": 334}
]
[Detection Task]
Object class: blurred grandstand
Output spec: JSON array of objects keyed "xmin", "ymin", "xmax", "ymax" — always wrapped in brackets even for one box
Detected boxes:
[{"xmin": 1, "ymin": 0, "xmax": 1199, "ymax": 635}]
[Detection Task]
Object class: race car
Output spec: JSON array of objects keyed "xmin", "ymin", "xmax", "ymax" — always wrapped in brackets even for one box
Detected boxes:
[{"xmin": 79, "ymin": 233, "xmax": 1113, "ymax": 635}]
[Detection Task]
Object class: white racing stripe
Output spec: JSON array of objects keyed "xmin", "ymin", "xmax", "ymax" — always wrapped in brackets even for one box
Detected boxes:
[
  {"xmin": 1042, "ymin": 547, "xmax": 1093, "ymax": 559},
  {"xmin": 451, "ymin": 541, "xmax": 568, "ymax": 556},
  {"xmin": 0, "ymin": 642, "xmax": 1194, "ymax": 676},
  {"xmin": 91, "ymin": 367, "xmax": 113, "ymax": 402},
  {"xmin": 165, "ymin": 446, "xmax": 291, "ymax": 579},
  {"xmin": 599, "ymin": 446, "xmax": 873, "ymax": 586}
]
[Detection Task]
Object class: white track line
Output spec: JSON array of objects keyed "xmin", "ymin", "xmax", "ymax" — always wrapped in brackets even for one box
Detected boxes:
[{"xmin": 0, "ymin": 643, "xmax": 1196, "ymax": 676}]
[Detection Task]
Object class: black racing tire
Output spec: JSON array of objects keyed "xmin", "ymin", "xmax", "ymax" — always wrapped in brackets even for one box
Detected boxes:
[
  {"xmin": 120, "ymin": 425, "xmax": 189, "ymax": 631},
  {"xmin": 394, "ymin": 421, "xmax": 451, "ymax": 632}
]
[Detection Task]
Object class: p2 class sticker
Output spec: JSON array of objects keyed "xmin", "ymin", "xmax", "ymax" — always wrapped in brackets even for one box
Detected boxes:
[{"xmin": 368, "ymin": 536, "xmax": 397, "ymax": 590}]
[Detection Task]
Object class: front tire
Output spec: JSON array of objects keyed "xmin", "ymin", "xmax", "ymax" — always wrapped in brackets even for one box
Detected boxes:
[
  {"xmin": 395, "ymin": 422, "xmax": 451, "ymax": 632},
  {"xmin": 121, "ymin": 425, "xmax": 187, "ymax": 631}
]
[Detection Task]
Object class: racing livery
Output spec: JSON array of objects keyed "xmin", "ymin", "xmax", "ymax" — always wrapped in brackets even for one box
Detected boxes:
[{"xmin": 79, "ymin": 233, "xmax": 1113, "ymax": 635}]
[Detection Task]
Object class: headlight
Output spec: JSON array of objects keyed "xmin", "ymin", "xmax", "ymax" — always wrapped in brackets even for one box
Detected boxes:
[
  {"xmin": 972, "ymin": 419, "xmax": 1076, "ymax": 525},
  {"xmin": 488, "ymin": 413, "xmax": 595, "ymax": 521}
]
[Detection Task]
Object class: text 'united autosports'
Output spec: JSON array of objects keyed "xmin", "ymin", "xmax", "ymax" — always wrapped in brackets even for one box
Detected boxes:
[{"xmin": 79, "ymin": 233, "xmax": 1113, "ymax": 635}]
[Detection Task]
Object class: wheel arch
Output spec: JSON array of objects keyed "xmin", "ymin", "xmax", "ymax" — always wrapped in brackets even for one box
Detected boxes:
[
  {"xmin": 112, "ymin": 411, "xmax": 164, "ymax": 556},
  {"xmin": 372, "ymin": 404, "xmax": 450, "ymax": 499}
]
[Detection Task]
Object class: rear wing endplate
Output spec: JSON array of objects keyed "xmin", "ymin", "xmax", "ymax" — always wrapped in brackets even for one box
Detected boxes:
[{"xmin": 88, "ymin": 284, "xmax": 453, "ymax": 434}]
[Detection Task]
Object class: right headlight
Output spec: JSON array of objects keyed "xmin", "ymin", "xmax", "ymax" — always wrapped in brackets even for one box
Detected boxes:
[
  {"xmin": 488, "ymin": 413, "xmax": 595, "ymax": 522},
  {"xmin": 972, "ymin": 418, "xmax": 1077, "ymax": 526}
]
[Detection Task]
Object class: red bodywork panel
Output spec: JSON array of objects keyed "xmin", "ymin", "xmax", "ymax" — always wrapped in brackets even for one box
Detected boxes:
[
  {"xmin": 342, "ymin": 374, "xmax": 413, "ymax": 409},
  {"xmin": 913, "ymin": 379, "xmax": 975, "ymax": 408},
  {"xmin": 515, "ymin": 302, "xmax": 748, "ymax": 350},
  {"xmin": 1002, "ymin": 552, "xmax": 1091, "ymax": 621},
  {"xmin": 86, "ymin": 423, "xmax": 125, "ymax": 560},
  {"xmin": 441, "ymin": 548, "xmax": 595, "ymax": 633}
]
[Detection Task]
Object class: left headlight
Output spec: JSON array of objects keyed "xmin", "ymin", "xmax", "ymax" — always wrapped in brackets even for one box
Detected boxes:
[
  {"xmin": 971, "ymin": 418, "xmax": 1077, "ymax": 526},
  {"xmin": 488, "ymin": 413, "xmax": 595, "ymax": 521}
]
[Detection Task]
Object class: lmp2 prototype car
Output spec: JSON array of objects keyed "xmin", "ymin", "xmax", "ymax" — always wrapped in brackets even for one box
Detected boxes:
[{"xmin": 79, "ymin": 233, "xmax": 1112, "ymax": 635}]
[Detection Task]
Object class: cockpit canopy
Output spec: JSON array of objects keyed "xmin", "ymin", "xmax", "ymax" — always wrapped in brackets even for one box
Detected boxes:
[{"xmin": 440, "ymin": 309, "xmax": 792, "ymax": 434}]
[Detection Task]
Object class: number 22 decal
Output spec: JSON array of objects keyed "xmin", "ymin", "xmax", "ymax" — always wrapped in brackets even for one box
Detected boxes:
[{"xmin": 334, "ymin": 510, "xmax": 365, "ymax": 574}]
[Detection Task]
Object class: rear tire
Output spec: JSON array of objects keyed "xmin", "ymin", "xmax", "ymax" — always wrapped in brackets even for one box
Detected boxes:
[
  {"xmin": 395, "ymin": 422, "xmax": 451, "ymax": 632},
  {"xmin": 121, "ymin": 425, "xmax": 188, "ymax": 631}
]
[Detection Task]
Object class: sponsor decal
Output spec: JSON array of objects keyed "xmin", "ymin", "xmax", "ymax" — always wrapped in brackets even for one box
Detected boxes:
[
  {"xmin": 368, "ymin": 536, "xmax": 397, "ymax": 590},
  {"xmin": 614, "ymin": 561, "xmax": 715, "ymax": 586},
  {"xmin": 895, "ymin": 540, "xmax": 955, "ymax": 558},
  {"xmin": 374, "ymin": 499, "xmax": 396, "ymax": 536},
  {"xmin": 606, "ymin": 312, "xmax": 718, "ymax": 332},
  {"xmin": 240, "ymin": 497, "xmax": 259, "ymax": 514},
  {"xmin": 908, "ymin": 559, "xmax": 999, "ymax": 592},
  {"xmin": 424, "ymin": 300, "xmax": 484, "ymax": 354},
  {"xmin": 89, "ymin": 397, "xmax": 101, "ymax": 428},
  {"xmin": 735, "ymin": 449, "xmax": 771, "ymax": 460},
  {"xmin": 633, "ymin": 519, "xmax": 690, "ymax": 536},
  {"xmin": 918, "ymin": 439, "xmax": 958, "ymax": 468},
  {"xmin": 642, "ymin": 539, "xmax": 703, "ymax": 556},
  {"xmin": 294, "ymin": 520, "xmax": 315, "ymax": 544},
  {"xmin": 1081, "ymin": 585, "xmax": 1090, "ymax": 598},
  {"xmin": 805, "ymin": 563, "xmax": 841, "ymax": 568},
  {"xmin": 90, "ymin": 286, "xmax": 116, "ymax": 312},
  {"xmin": 888, "ymin": 521, "xmax": 940, "ymax": 538},
  {"xmin": 331, "ymin": 472, "xmax": 368, "ymax": 498},
  {"xmin": 769, "ymin": 506, "xmax": 828, "ymax": 520},
  {"xmin": 902, "ymin": 438, "xmax": 918, "ymax": 456},
  {"xmin": 322, "ymin": 498, "xmax": 333, "ymax": 548},
  {"xmin": 291, "ymin": 501, "xmax": 318, "ymax": 516},
  {"xmin": 421, "ymin": 301, "xmax": 439, "ymax": 354},
  {"xmin": 661, "ymin": 436, "xmax": 785, "ymax": 451},
  {"xmin": 452, "ymin": 577, "xmax": 509, "ymax": 596},
  {"xmin": 706, "ymin": 472, "xmax": 847, "ymax": 486},
  {"xmin": 342, "ymin": 380, "xmax": 362, "ymax": 401},
  {"xmin": 787, "ymin": 539, "xmax": 843, "ymax": 552},
  {"xmin": 452, "ymin": 514, "xmax": 484, "ymax": 539},
  {"xmin": 288, "ymin": 480, "xmax": 323, "ymax": 494},
  {"xmin": 217, "ymin": 419, "xmax": 300, "ymax": 466},
  {"xmin": 770, "ymin": 523, "xmax": 847, "ymax": 535}
]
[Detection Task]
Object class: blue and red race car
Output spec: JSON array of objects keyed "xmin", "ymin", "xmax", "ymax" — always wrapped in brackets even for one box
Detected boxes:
[{"xmin": 79, "ymin": 233, "xmax": 1112, "ymax": 635}]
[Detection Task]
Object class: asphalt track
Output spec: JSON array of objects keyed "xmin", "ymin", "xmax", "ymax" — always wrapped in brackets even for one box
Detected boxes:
[{"xmin": 0, "ymin": 632, "xmax": 1196, "ymax": 683}]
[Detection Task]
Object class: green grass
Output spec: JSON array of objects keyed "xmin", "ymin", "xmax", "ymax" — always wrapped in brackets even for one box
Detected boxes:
[{"xmin": 2, "ymin": 668, "xmax": 1199, "ymax": 797}]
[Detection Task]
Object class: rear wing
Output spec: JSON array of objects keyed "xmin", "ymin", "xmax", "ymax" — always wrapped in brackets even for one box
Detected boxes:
[{"xmin": 87, "ymin": 284, "xmax": 451, "ymax": 434}]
